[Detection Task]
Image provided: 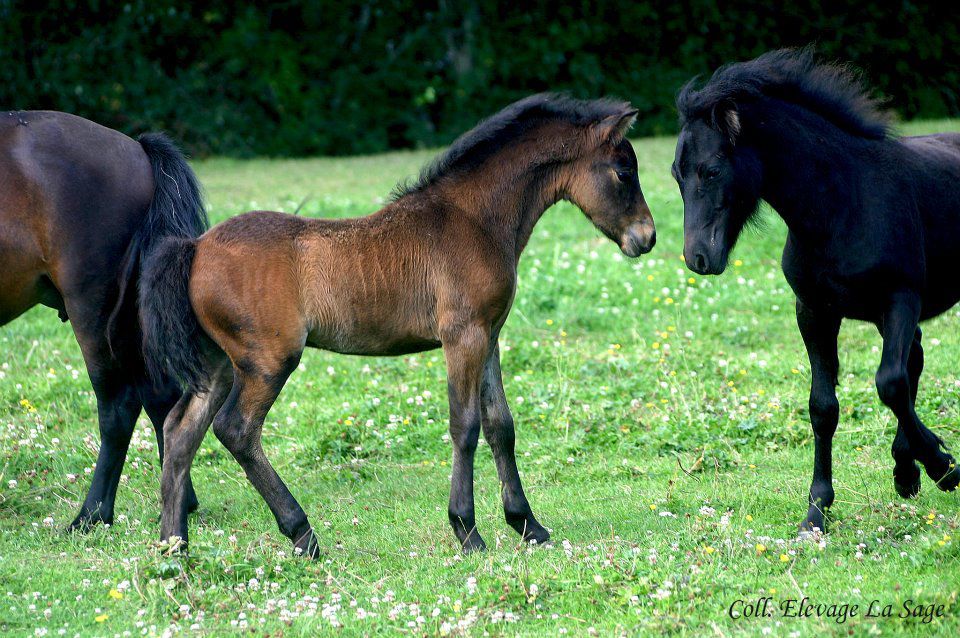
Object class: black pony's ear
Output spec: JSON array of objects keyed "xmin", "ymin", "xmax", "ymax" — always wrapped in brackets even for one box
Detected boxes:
[
  {"xmin": 595, "ymin": 108, "xmax": 639, "ymax": 145},
  {"xmin": 712, "ymin": 99, "xmax": 741, "ymax": 146}
]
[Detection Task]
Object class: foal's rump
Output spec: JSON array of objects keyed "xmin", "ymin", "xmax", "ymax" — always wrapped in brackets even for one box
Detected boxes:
[{"xmin": 141, "ymin": 211, "xmax": 311, "ymax": 391}]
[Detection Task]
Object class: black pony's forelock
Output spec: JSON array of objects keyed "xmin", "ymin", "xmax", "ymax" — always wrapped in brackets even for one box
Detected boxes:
[
  {"xmin": 391, "ymin": 93, "xmax": 632, "ymax": 200},
  {"xmin": 677, "ymin": 48, "xmax": 893, "ymax": 140}
]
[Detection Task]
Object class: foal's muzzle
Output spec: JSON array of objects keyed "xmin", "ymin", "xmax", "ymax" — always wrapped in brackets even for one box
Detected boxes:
[{"xmin": 620, "ymin": 220, "xmax": 656, "ymax": 258}]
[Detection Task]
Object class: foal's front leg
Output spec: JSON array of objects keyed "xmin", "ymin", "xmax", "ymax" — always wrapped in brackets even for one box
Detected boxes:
[
  {"xmin": 480, "ymin": 344, "xmax": 550, "ymax": 544},
  {"xmin": 796, "ymin": 300, "xmax": 841, "ymax": 535},
  {"xmin": 876, "ymin": 295, "xmax": 959, "ymax": 493},
  {"xmin": 442, "ymin": 323, "xmax": 490, "ymax": 552}
]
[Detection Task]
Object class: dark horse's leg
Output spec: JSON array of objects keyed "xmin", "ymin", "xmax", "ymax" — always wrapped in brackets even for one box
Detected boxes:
[
  {"xmin": 889, "ymin": 328, "xmax": 924, "ymax": 498},
  {"xmin": 877, "ymin": 294, "xmax": 959, "ymax": 493},
  {"xmin": 138, "ymin": 377, "xmax": 200, "ymax": 513},
  {"xmin": 480, "ymin": 343, "xmax": 550, "ymax": 544},
  {"xmin": 63, "ymin": 289, "xmax": 144, "ymax": 530},
  {"xmin": 209, "ymin": 356, "xmax": 320, "ymax": 558},
  {"xmin": 69, "ymin": 366, "xmax": 141, "ymax": 530},
  {"xmin": 796, "ymin": 300, "xmax": 841, "ymax": 535},
  {"xmin": 443, "ymin": 323, "xmax": 490, "ymax": 552}
]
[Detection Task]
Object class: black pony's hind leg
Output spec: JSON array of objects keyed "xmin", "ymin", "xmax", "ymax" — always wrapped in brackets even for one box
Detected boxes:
[
  {"xmin": 877, "ymin": 295, "xmax": 959, "ymax": 496},
  {"xmin": 891, "ymin": 328, "xmax": 923, "ymax": 498},
  {"xmin": 139, "ymin": 378, "xmax": 200, "ymax": 513}
]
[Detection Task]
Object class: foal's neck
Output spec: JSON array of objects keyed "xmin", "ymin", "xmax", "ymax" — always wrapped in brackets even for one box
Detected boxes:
[{"xmin": 439, "ymin": 157, "xmax": 566, "ymax": 261}]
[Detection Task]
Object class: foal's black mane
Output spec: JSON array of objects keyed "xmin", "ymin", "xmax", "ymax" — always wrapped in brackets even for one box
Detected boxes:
[
  {"xmin": 677, "ymin": 48, "xmax": 892, "ymax": 140},
  {"xmin": 392, "ymin": 93, "xmax": 630, "ymax": 200}
]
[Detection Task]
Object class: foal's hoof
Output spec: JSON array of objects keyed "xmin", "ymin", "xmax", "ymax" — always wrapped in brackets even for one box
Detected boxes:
[
  {"xmin": 934, "ymin": 461, "xmax": 960, "ymax": 493},
  {"xmin": 186, "ymin": 492, "xmax": 200, "ymax": 515},
  {"xmin": 158, "ymin": 535, "xmax": 189, "ymax": 555}
]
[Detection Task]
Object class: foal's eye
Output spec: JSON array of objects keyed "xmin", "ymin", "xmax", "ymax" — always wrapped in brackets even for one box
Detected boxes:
[{"xmin": 615, "ymin": 169, "xmax": 634, "ymax": 182}]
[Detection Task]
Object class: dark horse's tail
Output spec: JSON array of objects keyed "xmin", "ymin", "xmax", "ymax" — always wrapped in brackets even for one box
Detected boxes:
[
  {"xmin": 139, "ymin": 236, "xmax": 209, "ymax": 393},
  {"xmin": 107, "ymin": 132, "xmax": 208, "ymax": 383}
]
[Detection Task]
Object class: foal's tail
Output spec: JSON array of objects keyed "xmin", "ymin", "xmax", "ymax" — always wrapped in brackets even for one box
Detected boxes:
[
  {"xmin": 139, "ymin": 237, "xmax": 210, "ymax": 393},
  {"xmin": 107, "ymin": 133, "xmax": 208, "ymax": 359}
]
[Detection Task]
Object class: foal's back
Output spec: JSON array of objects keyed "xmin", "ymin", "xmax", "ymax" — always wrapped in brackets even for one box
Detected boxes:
[{"xmin": 190, "ymin": 201, "xmax": 513, "ymax": 362}]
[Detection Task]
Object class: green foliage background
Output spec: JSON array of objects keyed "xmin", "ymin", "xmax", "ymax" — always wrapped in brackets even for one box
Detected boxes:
[{"xmin": 1, "ymin": 0, "xmax": 958, "ymax": 156}]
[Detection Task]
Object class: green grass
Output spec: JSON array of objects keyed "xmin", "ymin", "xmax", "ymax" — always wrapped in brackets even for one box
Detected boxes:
[{"xmin": 2, "ymin": 120, "xmax": 960, "ymax": 637}]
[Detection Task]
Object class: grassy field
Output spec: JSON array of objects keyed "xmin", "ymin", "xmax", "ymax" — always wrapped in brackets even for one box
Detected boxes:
[{"xmin": 2, "ymin": 120, "xmax": 960, "ymax": 637}]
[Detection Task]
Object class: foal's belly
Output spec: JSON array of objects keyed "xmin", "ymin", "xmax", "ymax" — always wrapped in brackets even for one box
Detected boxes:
[{"xmin": 304, "ymin": 308, "xmax": 442, "ymax": 357}]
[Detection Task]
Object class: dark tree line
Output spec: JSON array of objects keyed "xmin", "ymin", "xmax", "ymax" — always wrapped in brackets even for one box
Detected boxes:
[{"xmin": 1, "ymin": 1, "xmax": 956, "ymax": 156}]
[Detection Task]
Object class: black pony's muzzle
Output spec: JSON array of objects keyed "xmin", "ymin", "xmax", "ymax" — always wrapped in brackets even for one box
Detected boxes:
[{"xmin": 683, "ymin": 242, "xmax": 727, "ymax": 275}]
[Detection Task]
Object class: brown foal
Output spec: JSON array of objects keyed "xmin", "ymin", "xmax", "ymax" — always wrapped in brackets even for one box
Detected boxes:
[{"xmin": 141, "ymin": 94, "xmax": 655, "ymax": 555}]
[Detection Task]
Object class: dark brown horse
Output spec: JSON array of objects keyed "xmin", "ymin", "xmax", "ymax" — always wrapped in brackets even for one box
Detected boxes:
[
  {"xmin": 0, "ymin": 111, "xmax": 207, "ymax": 529},
  {"xmin": 141, "ymin": 94, "xmax": 655, "ymax": 555}
]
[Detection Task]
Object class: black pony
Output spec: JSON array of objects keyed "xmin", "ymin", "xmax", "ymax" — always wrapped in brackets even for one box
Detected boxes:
[
  {"xmin": 673, "ymin": 49, "xmax": 960, "ymax": 534},
  {"xmin": 0, "ymin": 112, "xmax": 207, "ymax": 529}
]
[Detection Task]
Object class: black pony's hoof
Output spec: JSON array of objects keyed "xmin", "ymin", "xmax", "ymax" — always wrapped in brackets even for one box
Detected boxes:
[
  {"xmin": 292, "ymin": 528, "xmax": 322, "ymax": 559},
  {"xmin": 460, "ymin": 532, "xmax": 487, "ymax": 554},
  {"xmin": 934, "ymin": 462, "xmax": 960, "ymax": 493},
  {"xmin": 895, "ymin": 478, "xmax": 921, "ymax": 499},
  {"xmin": 521, "ymin": 524, "xmax": 551, "ymax": 546},
  {"xmin": 67, "ymin": 511, "xmax": 110, "ymax": 533}
]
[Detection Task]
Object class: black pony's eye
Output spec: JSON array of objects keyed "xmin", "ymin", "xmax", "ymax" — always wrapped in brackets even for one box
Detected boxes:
[{"xmin": 704, "ymin": 166, "xmax": 721, "ymax": 180}]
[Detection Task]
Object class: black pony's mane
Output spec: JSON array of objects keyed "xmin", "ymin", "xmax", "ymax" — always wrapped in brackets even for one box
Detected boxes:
[
  {"xmin": 391, "ymin": 93, "xmax": 630, "ymax": 200},
  {"xmin": 677, "ymin": 48, "xmax": 892, "ymax": 140}
]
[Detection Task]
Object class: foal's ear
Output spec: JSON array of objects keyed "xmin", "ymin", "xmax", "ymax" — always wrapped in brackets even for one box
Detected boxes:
[
  {"xmin": 712, "ymin": 100, "xmax": 741, "ymax": 146},
  {"xmin": 595, "ymin": 108, "xmax": 639, "ymax": 145}
]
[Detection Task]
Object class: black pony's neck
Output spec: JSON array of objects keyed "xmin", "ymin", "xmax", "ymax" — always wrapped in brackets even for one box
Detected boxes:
[{"xmin": 743, "ymin": 98, "xmax": 879, "ymax": 242}]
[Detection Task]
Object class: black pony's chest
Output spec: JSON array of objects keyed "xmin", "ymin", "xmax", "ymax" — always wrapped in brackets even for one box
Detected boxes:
[{"xmin": 781, "ymin": 236, "xmax": 923, "ymax": 322}]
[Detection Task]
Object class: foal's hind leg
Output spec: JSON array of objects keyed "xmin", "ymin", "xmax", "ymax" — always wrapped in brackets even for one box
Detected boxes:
[
  {"xmin": 159, "ymin": 363, "xmax": 232, "ymax": 546},
  {"xmin": 891, "ymin": 328, "xmax": 923, "ymax": 498},
  {"xmin": 877, "ymin": 295, "xmax": 959, "ymax": 494},
  {"xmin": 211, "ymin": 357, "xmax": 319, "ymax": 558},
  {"xmin": 480, "ymin": 343, "xmax": 550, "ymax": 544},
  {"xmin": 139, "ymin": 376, "xmax": 200, "ymax": 513}
]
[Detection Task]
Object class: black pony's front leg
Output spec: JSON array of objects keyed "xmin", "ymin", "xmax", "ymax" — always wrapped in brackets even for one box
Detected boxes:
[
  {"xmin": 890, "ymin": 328, "xmax": 924, "ymax": 497},
  {"xmin": 876, "ymin": 294, "xmax": 959, "ymax": 493},
  {"xmin": 796, "ymin": 300, "xmax": 841, "ymax": 535}
]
